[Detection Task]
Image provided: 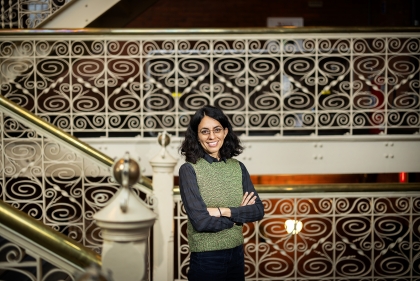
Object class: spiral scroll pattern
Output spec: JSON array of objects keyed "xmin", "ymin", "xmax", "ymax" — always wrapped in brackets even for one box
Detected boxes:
[
  {"xmin": 0, "ymin": 239, "xmax": 73, "ymax": 280},
  {"xmin": 1, "ymin": 35, "xmax": 418, "ymax": 136},
  {"xmin": 174, "ymin": 194, "xmax": 420, "ymax": 280},
  {"xmin": 0, "ymin": 115, "xmax": 153, "ymax": 254}
]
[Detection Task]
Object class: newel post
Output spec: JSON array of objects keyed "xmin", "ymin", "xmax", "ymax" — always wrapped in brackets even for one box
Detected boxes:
[
  {"xmin": 149, "ymin": 132, "xmax": 178, "ymax": 281},
  {"xmin": 94, "ymin": 153, "xmax": 156, "ymax": 281}
]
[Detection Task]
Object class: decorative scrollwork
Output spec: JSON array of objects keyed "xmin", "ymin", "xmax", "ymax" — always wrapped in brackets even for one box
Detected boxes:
[
  {"xmin": 0, "ymin": 115, "xmax": 151, "ymax": 254},
  {"xmin": 354, "ymin": 38, "xmax": 387, "ymax": 54},
  {"xmin": 0, "ymin": 242, "xmax": 26, "ymax": 262},
  {"xmin": 1, "ymin": 35, "xmax": 419, "ymax": 135},
  {"xmin": 388, "ymin": 37, "xmax": 420, "ymax": 54},
  {"xmin": 174, "ymin": 194, "xmax": 420, "ymax": 280},
  {"xmin": 0, "ymin": 238, "xmax": 73, "ymax": 281}
]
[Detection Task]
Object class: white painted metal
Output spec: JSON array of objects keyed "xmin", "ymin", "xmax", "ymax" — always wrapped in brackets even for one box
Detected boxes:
[
  {"xmin": 0, "ymin": 0, "xmax": 121, "ymax": 29},
  {"xmin": 3, "ymin": 133, "xmax": 418, "ymax": 179},
  {"xmin": 0, "ymin": 100, "xmax": 153, "ymax": 195},
  {"xmin": 94, "ymin": 173, "xmax": 156, "ymax": 281},
  {"xmin": 174, "ymin": 192, "xmax": 420, "ymax": 281},
  {"xmin": 84, "ymin": 135, "xmax": 420, "ymax": 176},
  {"xmin": 38, "ymin": 0, "xmax": 121, "ymax": 28},
  {"xmin": 0, "ymin": 111, "xmax": 154, "ymax": 255},
  {"xmin": 0, "ymin": 0, "xmax": 74, "ymax": 28},
  {"xmin": 0, "ymin": 224, "xmax": 78, "ymax": 279},
  {"xmin": 149, "ymin": 134, "xmax": 178, "ymax": 281},
  {"xmin": 1, "ymin": 32, "xmax": 419, "ymax": 143}
]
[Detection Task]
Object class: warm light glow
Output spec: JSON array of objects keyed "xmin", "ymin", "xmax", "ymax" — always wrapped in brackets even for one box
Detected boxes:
[{"xmin": 285, "ymin": 220, "xmax": 303, "ymax": 234}]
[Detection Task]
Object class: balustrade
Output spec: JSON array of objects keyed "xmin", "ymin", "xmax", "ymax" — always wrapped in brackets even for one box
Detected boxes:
[
  {"xmin": 1, "ymin": 29, "xmax": 419, "ymax": 138},
  {"xmin": 174, "ymin": 186, "xmax": 420, "ymax": 280}
]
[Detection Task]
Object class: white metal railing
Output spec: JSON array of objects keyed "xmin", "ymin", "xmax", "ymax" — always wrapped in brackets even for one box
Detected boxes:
[
  {"xmin": 0, "ymin": 0, "xmax": 72, "ymax": 29},
  {"xmin": 0, "ymin": 238, "xmax": 75, "ymax": 280},
  {"xmin": 0, "ymin": 110, "xmax": 153, "ymax": 253},
  {"xmin": 174, "ymin": 190, "xmax": 420, "ymax": 281},
  {"xmin": 0, "ymin": 29, "xmax": 419, "ymax": 139},
  {"xmin": 0, "ymin": 198, "xmax": 101, "ymax": 281}
]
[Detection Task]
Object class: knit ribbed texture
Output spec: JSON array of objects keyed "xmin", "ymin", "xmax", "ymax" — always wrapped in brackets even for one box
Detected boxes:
[{"xmin": 188, "ymin": 158, "xmax": 243, "ymax": 252}]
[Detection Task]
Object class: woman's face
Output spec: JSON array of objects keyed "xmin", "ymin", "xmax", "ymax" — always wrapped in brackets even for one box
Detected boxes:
[{"xmin": 197, "ymin": 115, "xmax": 228, "ymax": 159}]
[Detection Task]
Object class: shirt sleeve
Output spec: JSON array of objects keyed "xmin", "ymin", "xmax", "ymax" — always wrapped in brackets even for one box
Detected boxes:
[
  {"xmin": 229, "ymin": 161, "xmax": 265, "ymax": 223},
  {"xmin": 179, "ymin": 162, "xmax": 235, "ymax": 232}
]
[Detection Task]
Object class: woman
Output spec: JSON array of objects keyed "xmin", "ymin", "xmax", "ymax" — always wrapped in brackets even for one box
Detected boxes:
[{"xmin": 179, "ymin": 105, "xmax": 265, "ymax": 281}]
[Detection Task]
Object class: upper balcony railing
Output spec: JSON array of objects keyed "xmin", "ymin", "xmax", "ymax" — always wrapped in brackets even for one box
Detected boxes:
[{"xmin": 1, "ymin": 27, "xmax": 419, "ymax": 139}]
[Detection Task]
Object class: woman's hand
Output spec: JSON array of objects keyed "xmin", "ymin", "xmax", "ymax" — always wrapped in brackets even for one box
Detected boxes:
[{"xmin": 241, "ymin": 192, "xmax": 257, "ymax": 206}]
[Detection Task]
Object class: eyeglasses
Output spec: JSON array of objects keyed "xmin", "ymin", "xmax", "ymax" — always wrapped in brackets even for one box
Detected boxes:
[{"xmin": 199, "ymin": 127, "xmax": 224, "ymax": 135}]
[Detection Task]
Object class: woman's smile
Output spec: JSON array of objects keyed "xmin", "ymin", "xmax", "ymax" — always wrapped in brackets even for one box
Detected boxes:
[{"xmin": 207, "ymin": 141, "xmax": 218, "ymax": 147}]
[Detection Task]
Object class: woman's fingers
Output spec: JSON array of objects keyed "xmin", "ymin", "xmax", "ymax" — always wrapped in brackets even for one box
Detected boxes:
[
  {"xmin": 241, "ymin": 192, "xmax": 256, "ymax": 206},
  {"xmin": 241, "ymin": 192, "xmax": 249, "ymax": 205},
  {"xmin": 241, "ymin": 192, "xmax": 250, "ymax": 206},
  {"xmin": 246, "ymin": 195, "xmax": 256, "ymax": 205},
  {"xmin": 250, "ymin": 195, "xmax": 257, "ymax": 205}
]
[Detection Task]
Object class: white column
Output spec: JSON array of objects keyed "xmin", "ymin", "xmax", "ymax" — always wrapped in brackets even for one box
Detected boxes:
[
  {"xmin": 149, "ymin": 132, "xmax": 178, "ymax": 281},
  {"xmin": 94, "ymin": 153, "xmax": 156, "ymax": 281}
]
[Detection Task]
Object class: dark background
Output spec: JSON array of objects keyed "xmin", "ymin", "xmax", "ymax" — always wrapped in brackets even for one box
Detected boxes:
[{"xmin": 88, "ymin": 0, "xmax": 420, "ymax": 28}]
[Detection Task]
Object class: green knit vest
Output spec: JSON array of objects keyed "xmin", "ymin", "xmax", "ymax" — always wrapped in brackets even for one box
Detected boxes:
[{"xmin": 187, "ymin": 158, "xmax": 244, "ymax": 252}]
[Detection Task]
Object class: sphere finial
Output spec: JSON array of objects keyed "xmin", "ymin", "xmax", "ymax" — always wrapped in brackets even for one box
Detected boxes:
[
  {"xmin": 112, "ymin": 152, "xmax": 141, "ymax": 188},
  {"xmin": 158, "ymin": 131, "xmax": 170, "ymax": 147}
]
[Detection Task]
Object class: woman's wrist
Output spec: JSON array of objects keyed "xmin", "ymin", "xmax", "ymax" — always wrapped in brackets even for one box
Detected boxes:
[{"xmin": 220, "ymin": 207, "xmax": 231, "ymax": 218}]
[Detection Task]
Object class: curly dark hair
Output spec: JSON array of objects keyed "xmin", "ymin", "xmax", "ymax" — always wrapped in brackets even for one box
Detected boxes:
[{"xmin": 180, "ymin": 105, "xmax": 243, "ymax": 163}]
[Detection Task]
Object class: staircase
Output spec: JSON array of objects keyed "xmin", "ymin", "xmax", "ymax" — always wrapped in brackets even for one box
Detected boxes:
[
  {"xmin": 0, "ymin": 94, "xmax": 153, "ymax": 280},
  {"xmin": 0, "ymin": 0, "xmax": 158, "ymax": 29}
]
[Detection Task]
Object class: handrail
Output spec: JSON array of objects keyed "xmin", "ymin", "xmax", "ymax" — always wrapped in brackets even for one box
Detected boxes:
[
  {"xmin": 0, "ymin": 94, "xmax": 152, "ymax": 189},
  {"xmin": 253, "ymin": 182, "xmax": 420, "ymax": 193},
  {"xmin": 173, "ymin": 182, "xmax": 420, "ymax": 194},
  {"xmin": 0, "ymin": 199, "xmax": 101, "ymax": 270},
  {"xmin": 1, "ymin": 27, "xmax": 420, "ymax": 35}
]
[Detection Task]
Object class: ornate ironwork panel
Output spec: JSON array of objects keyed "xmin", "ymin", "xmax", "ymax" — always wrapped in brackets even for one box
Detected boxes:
[
  {"xmin": 174, "ymin": 193, "xmax": 420, "ymax": 281},
  {"xmin": 1, "ymin": 34, "xmax": 419, "ymax": 138},
  {"xmin": 0, "ymin": 112, "xmax": 152, "ymax": 252},
  {"xmin": 0, "ymin": 239, "xmax": 74, "ymax": 280},
  {"xmin": 0, "ymin": 0, "xmax": 71, "ymax": 29}
]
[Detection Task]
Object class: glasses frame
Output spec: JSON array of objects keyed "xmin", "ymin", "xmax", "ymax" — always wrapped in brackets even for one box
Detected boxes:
[{"xmin": 199, "ymin": 127, "xmax": 224, "ymax": 136}]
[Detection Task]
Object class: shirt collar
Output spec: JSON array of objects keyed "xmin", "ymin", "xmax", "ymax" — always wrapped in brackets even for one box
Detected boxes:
[{"xmin": 203, "ymin": 153, "xmax": 226, "ymax": 164}]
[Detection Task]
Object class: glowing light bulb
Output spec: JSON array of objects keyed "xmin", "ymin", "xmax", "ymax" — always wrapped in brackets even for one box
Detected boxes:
[{"xmin": 285, "ymin": 220, "xmax": 303, "ymax": 234}]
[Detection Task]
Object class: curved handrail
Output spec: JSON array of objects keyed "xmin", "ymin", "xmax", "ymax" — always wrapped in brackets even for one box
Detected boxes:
[
  {"xmin": 0, "ymin": 94, "xmax": 152, "ymax": 190},
  {"xmin": 0, "ymin": 199, "xmax": 101, "ymax": 270}
]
